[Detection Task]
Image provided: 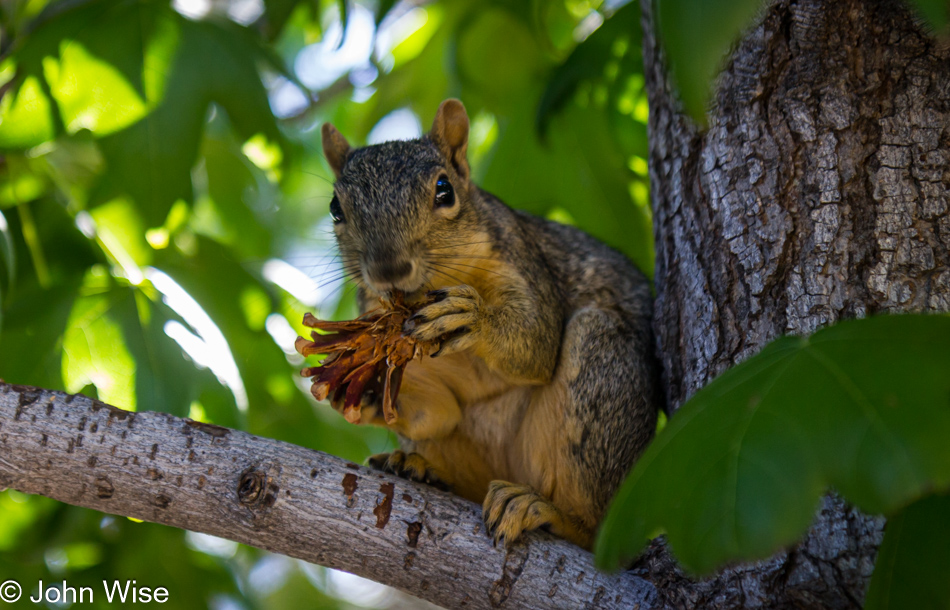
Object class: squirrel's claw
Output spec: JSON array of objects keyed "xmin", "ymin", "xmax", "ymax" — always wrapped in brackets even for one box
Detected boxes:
[
  {"xmin": 367, "ymin": 450, "xmax": 450, "ymax": 491},
  {"xmin": 404, "ymin": 285, "xmax": 482, "ymax": 345},
  {"xmin": 482, "ymin": 481, "xmax": 562, "ymax": 548},
  {"xmin": 431, "ymin": 328, "xmax": 477, "ymax": 358}
]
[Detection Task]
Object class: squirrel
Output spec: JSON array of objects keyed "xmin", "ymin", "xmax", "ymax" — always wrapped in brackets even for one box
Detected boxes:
[{"xmin": 320, "ymin": 99, "xmax": 660, "ymax": 549}]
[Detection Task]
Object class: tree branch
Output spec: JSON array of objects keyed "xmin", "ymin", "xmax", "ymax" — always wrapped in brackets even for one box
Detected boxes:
[{"xmin": 0, "ymin": 383, "xmax": 657, "ymax": 609}]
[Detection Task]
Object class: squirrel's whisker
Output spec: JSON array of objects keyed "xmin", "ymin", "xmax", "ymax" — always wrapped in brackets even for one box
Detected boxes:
[
  {"xmin": 314, "ymin": 265, "xmax": 361, "ymax": 288},
  {"xmin": 311, "ymin": 267, "xmax": 359, "ymax": 283},
  {"xmin": 297, "ymin": 169, "xmax": 336, "ymax": 187},
  {"xmin": 314, "ymin": 254, "xmax": 346, "ymax": 277},
  {"xmin": 309, "ymin": 258, "xmax": 355, "ymax": 276},
  {"xmin": 315, "ymin": 278, "xmax": 351, "ymax": 305},
  {"xmin": 314, "ymin": 275, "xmax": 351, "ymax": 290},
  {"xmin": 425, "ymin": 264, "xmax": 467, "ymax": 287}
]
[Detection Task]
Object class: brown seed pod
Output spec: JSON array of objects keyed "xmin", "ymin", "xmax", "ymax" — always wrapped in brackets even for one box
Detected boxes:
[{"xmin": 295, "ymin": 295, "xmax": 436, "ymax": 425}]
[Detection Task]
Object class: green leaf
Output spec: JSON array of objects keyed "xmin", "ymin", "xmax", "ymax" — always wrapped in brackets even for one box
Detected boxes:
[
  {"xmin": 456, "ymin": 8, "xmax": 549, "ymax": 112},
  {"xmin": 483, "ymin": 94, "xmax": 654, "ymax": 274},
  {"xmin": 596, "ymin": 314, "xmax": 950, "ymax": 574},
  {"xmin": 43, "ymin": 48, "xmax": 145, "ymax": 136},
  {"xmin": 537, "ymin": 2, "xmax": 642, "ymax": 134},
  {"xmin": 191, "ymin": 115, "xmax": 273, "ymax": 259},
  {"xmin": 3, "ymin": 0, "xmax": 281, "ymax": 225},
  {"xmin": 261, "ymin": 0, "xmax": 310, "ymax": 40},
  {"xmin": 865, "ymin": 492, "xmax": 950, "ymax": 610},
  {"xmin": 0, "ymin": 0, "xmax": 175, "ymax": 148},
  {"xmin": 0, "ymin": 277, "xmax": 81, "ymax": 389},
  {"xmin": 93, "ymin": 13, "xmax": 281, "ymax": 226},
  {"xmin": 657, "ymin": 0, "xmax": 766, "ymax": 124},
  {"xmin": 906, "ymin": 0, "xmax": 950, "ymax": 36},
  {"xmin": 62, "ymin": 273, "xmax": 138, "ymax": 410},
  {"xmin": 121, "ymin": 287, "xmax": 225, "ymax": 417},
  {"xmin": 0, "ymin": 491, "xmax": 52, "ymax": 551},
  {"xmin": 0, "ymin": 74, "xmax": 57, "ymax": 149},
  {"xmin": 0, "ymin": 198, "xmax": 94, "ymax": 389},
  {"xmin": 0, "ymin": 154, "xmax": 50, "ymax": 208},
  {"xmin": 89, "ymin": 197, "xmax": 152, "ymax": 267}
]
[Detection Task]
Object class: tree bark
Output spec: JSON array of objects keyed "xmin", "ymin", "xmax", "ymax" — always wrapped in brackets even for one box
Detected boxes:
[
  {"xmin": 0, "ymin": 382, "xmax": 659, "ymax": 610},
  {"xmin": 644, "ymin": 0, "xmax": 949, "ymax": 607}
]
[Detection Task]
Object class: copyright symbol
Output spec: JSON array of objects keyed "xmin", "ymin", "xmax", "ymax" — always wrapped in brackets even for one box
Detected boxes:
[{"xmin": 0, "ymin": 580, "xmax": 20, "ymax": 603}]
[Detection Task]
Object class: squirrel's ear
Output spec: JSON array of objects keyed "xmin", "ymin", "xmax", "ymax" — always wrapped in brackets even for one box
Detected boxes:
[
  {"xmin": 321, "ymin": 123, "xmax": 351, "ymax": 178},
  {"xmin": 430, "ymin": 99, "xmax": 470, "ymax": 180}
]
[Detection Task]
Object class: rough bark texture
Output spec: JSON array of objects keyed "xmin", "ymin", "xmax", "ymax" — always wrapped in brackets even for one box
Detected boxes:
[
  {"xmin": 0, "ymin": 383, "xmax": 658, "ymax": 610},
  {"xmin": 651, "ymin": 0, "xmax": 950, "ymax": 409},
  {"xmin": 645, "ymin": 0, "xmax": 949, "ymax": 607}
]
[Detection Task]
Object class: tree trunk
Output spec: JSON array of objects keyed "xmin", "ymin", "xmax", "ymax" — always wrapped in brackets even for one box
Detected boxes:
[{"xmin": 644, "ymin": 0, "xmax": 949, "ymax": 607}]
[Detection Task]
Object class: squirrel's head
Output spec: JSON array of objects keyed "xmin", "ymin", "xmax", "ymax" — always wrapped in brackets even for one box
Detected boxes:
[{"xmin": 322, "ymin": 99, "xmax": 479, "ymax": 298}]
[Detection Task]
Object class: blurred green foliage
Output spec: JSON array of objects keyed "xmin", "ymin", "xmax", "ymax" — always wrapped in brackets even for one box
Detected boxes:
[{"xmin": 0, "ymin": 0, "xmax": 651, "ymax": 606}]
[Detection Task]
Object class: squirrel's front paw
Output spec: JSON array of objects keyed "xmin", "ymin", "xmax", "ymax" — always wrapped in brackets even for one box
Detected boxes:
[
  {"xmin": 367, "ymin": 450, "xmax": 450, "ymax": 491},
  {"xmin": 483, "ymin": 481, "xmax": 588, "ymax": 548},
  {"xmin": 403, "ymin": 285, "xmax": 483, "ymax": 357}
]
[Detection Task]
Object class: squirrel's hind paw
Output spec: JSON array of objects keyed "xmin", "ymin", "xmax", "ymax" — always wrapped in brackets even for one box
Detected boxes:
[
  {"xmin": 367, "ymin": 450, "xmax": 450, "ymax": 491},
  {"xmin": 482, "ymin": 481, "xmax": 591, "ymax": 549}
]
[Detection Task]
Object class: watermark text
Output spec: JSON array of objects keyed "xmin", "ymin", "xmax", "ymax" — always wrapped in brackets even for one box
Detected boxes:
[{"xmin": 0, "ymin": 579, "xmax": 169, "ymax": 604}]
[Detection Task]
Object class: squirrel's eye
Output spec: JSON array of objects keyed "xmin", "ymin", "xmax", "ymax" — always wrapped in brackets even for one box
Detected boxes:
[
  {"xmin": 330, "ymin": 196, "xmax": 345, "ymax": 223},
  {"xmin": 434, "ymin": 176, "xmax": 455, "ymax": 209}
]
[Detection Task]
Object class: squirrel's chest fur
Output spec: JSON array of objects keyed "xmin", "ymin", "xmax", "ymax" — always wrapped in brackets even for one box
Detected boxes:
[{"xmin": 399, "ymin": 351, "xmax": 575, "ymax": 507}]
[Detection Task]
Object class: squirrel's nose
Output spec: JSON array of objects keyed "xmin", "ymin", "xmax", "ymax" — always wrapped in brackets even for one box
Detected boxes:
[{"xmin": 367, "ymin": 259, "xmax": 415, "ymax": 286}]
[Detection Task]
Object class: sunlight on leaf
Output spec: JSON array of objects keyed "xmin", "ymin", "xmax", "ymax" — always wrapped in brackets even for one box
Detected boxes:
[
  {"xmin": 90, "ymin": 198, "xmax": 152, "ymax": 272},
  {"xmin": 147, "ymin": 267, "xmax": 249, "ymax": 412},
  {"xmin": 0, "ymin": 75, "xmax": 56, "ymax": 149},
  {"xmin": 242, "ymin": 133, "xmax": 284, "ymax": 173},
  {"xmin": 386, "ymin": 6, "xmax": 442, "ymax": 69},
  {"xmin": 62, "ymin": 272, "xmax": 138, "ymax": 411},
  {"xmin": 43, "ymin": 41, "xmax": 148, "ymax": 135}
]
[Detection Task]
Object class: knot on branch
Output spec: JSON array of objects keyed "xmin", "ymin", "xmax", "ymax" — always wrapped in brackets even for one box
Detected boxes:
[{"xmin": 237, "ymin": 466, "xmax": 279, "ymax": 510}]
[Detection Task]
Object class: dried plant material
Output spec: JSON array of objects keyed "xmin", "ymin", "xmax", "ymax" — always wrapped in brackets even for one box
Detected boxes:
[{"xmin": 295, "ymin": 295, "xmax": 436, "ymax": 425}]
